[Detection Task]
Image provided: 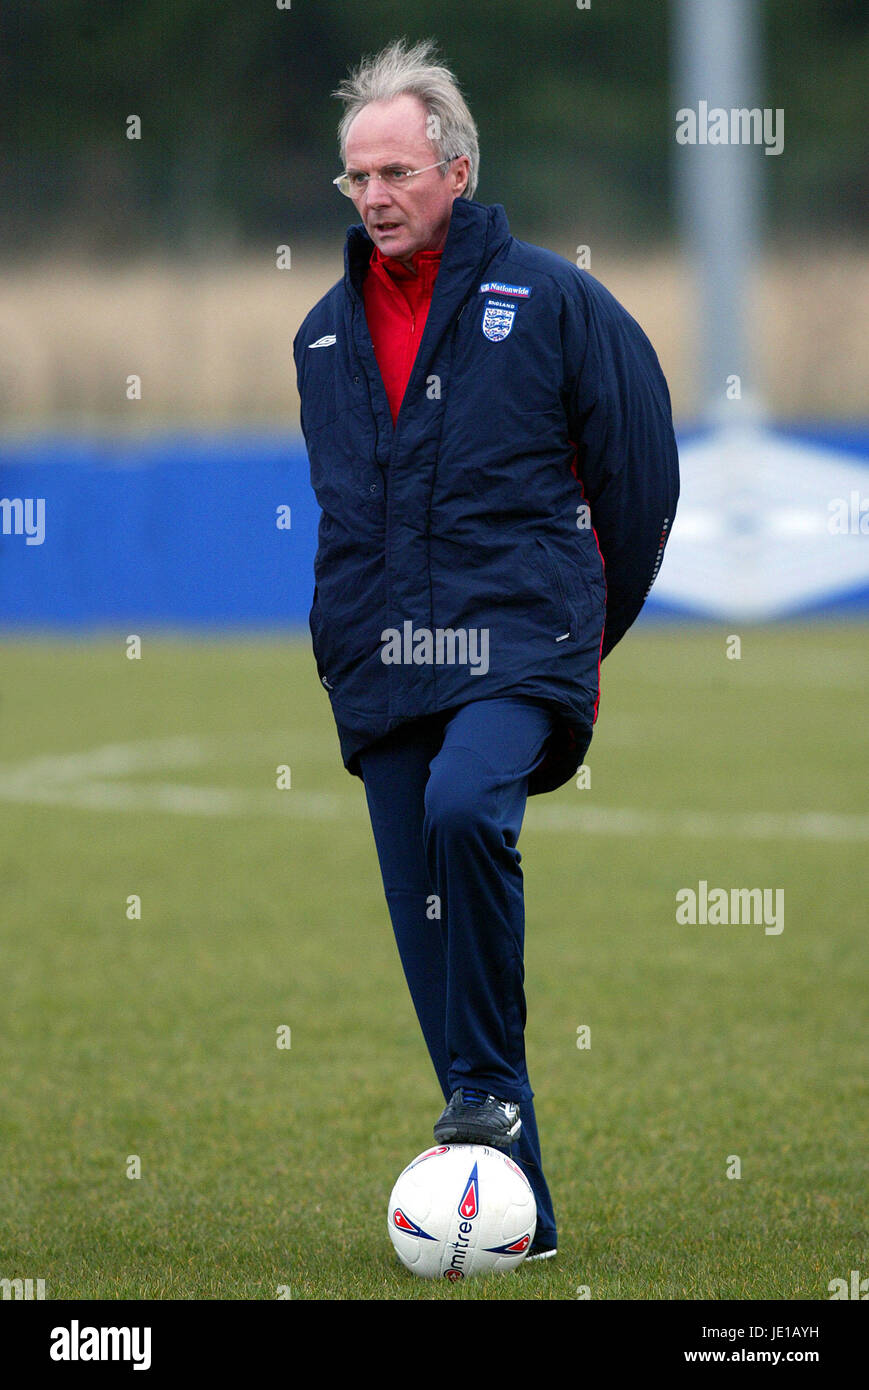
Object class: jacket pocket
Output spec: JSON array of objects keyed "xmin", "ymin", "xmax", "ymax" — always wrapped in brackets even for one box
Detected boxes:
[
  {"xmin": 300, "ymin": 347, "xmax": 339, "ymax": 434},
  {"xmin": 308, "ymin": 585, "xmax": 332, "ymax": 688},
  {"xmin": 531, "ymin": 537, "xmax": 575, "ymax": 638}
]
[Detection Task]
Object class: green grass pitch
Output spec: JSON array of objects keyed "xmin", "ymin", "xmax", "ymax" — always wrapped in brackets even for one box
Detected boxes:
[{"xmin": 0, "ymin": 624, "xmax": 866, "ymax": 1300}]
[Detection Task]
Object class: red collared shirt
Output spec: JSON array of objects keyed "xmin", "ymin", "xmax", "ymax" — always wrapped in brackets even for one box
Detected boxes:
[{"xmin": 362, "ymin": 246, "xmax": 442, "ymax": 424}]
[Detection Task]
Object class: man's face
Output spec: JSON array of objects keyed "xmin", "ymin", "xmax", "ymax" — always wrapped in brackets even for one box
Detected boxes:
[{"xmin": 343, "ymin": 94, "xmax": 469, "ymax": 268}]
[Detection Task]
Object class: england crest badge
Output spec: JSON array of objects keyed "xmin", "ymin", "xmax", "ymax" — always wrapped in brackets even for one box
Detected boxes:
[{"xmin": 481, "ymin": 299, "xmax": 516, "ymax": 342}]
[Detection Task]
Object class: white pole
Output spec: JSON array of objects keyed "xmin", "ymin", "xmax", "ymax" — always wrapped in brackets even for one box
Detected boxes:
[{"xmin": 672, "ymin": 0, "xmax": 763, "ymax": 425}]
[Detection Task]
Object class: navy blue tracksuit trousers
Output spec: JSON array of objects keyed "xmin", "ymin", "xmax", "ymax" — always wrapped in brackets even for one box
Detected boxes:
[{"xmin": 357, "ymin": 697, "xmax": 558, "ymax": 1247}]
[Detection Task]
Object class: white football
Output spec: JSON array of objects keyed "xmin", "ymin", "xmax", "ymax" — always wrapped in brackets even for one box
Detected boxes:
[{"xmin": 387, "ymin": 1143, "xmax": 537, "ymax": 1281}]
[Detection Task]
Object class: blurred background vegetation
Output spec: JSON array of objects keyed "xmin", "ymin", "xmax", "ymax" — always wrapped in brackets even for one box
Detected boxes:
[
  {"xmin": 1, "ymin": 0, "xmax": 866, "ymax": 425},
  {"xmin": 4, "ymin": 0, "xmax": 866, "ymax": 252}
]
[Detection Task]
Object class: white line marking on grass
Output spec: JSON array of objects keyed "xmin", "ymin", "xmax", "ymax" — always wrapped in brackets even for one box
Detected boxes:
[
  {"xmin": 0, "ymin": 778, "xmax": 344, "ymax": 818},
  {"xmin": 524, "ymin": 803, "xmax": 869, "ymax": 842},
  {"xmin": 0, "ymin": 734, "xmax": 347, "ymax": 818},
  {"xmin": 0, "ymin": 736, "xmax": 866, "ymax": 840}
]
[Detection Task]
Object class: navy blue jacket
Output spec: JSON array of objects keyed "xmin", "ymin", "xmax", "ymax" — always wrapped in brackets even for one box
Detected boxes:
[{"xmin": 293, "ymin": 198, "xmax": 678, "ymax": 794}]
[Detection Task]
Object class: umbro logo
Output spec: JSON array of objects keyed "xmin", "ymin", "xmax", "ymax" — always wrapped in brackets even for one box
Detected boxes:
[{"xmin": 308, "ymin": 334, "xmax": 336, "ymax": 349}]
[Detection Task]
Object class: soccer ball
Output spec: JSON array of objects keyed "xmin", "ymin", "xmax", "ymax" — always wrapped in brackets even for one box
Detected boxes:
[{"xmin": 387, "ymin": 1143, "xmax": 537, "ymax": 1280}]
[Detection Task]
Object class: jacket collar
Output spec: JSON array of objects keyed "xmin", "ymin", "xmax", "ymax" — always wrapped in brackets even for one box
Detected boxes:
[
  {"xmin": 368, "ymin": 245, "xmax": 443, "ymax": 299},
  {"xmin": 343, "ymin": 201, "xmax": 513, "ymax": 434},
  {"xmin": 344, "ymin": 199, "xmax": 512, "ymax": 302}
]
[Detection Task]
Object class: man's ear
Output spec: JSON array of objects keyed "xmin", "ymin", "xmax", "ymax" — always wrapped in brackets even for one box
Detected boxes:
[{"xmin": 452, "ymin": 156, "xmax": 471, "ymax": 197}]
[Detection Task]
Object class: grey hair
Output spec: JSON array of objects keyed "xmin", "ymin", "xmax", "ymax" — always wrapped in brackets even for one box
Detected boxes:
[{"xmin": 333, "ymin": 38, "xmax": 479, "ymax": 199}]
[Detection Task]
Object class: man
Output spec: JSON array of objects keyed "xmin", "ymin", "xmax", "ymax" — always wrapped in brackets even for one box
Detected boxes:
[{"xmin": 293, "ymin": 38, "xmax": 679, "ymax": 1260}]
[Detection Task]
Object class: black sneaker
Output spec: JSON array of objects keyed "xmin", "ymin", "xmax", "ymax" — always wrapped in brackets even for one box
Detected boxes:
[{"xmin": 433, "ymin": 1087, "xmax": 521, "ymax": 1150}]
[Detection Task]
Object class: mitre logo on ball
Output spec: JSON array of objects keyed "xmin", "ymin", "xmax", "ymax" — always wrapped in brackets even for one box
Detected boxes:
[{"xmin": 387, "ymin": 1144, "xmax": 536, "ymax": 1280}]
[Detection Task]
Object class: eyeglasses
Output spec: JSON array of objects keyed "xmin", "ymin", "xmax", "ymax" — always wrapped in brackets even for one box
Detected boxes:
[{"xmin": 332, "ymin": 158, "xmax": 459, "ymax": 198}]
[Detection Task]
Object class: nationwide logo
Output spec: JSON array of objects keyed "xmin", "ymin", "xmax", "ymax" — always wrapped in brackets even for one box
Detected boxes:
[
  {"xmin": 392, "ymin": 1208, "xmax": 436, "ymax": 1240},
  {"xmin": 479, "ymin": 281, "xmax": 532, "ymax": 298}
]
